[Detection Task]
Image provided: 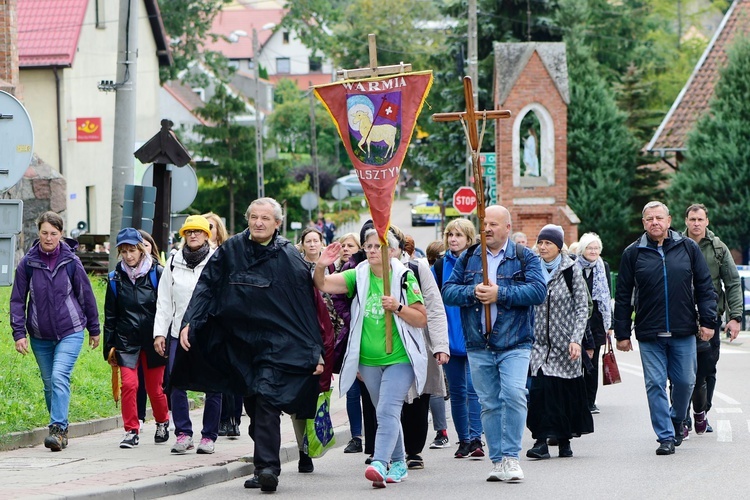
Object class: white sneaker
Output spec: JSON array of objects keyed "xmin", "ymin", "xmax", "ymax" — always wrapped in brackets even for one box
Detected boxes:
[
  {"xmin": 500, "ymin": 457, "xmax": 524, "ymax": 481},
  {"xmin": 486, "ymin": 461, "xmax": 504, "ymax": 482}
]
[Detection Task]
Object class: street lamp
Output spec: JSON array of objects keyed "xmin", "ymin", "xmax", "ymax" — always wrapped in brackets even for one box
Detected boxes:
[{"xmin": 229, "ymin": 23, "xmax": 275, "ymax": 198}]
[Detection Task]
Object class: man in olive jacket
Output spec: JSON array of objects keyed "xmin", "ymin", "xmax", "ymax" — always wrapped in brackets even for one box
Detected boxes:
[
  {"xmin": 173, "ymin": 198, "xmax": 327, "ymax": 493},
  {"xmin": 683, "ymin": 203, "xmax": 742, "ymax": 434},
  {"xmin": 614, "ymin": 201, "xmax": 717, "ymax": 456}
]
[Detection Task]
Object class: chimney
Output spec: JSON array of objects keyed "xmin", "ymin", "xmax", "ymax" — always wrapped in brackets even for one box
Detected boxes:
[{"xmin": 0, "ymin": 0, "xmax": 19, "ymax": 96}]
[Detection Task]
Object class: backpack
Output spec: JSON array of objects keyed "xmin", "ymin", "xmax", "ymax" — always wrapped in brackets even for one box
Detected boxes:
[
  {"xmin": 108, "ymin": 266, "xmax": 160, "ymax": 298},
  {"xmin": 433, "ymin": 258, "xmax": 445, "ymax": 292}
]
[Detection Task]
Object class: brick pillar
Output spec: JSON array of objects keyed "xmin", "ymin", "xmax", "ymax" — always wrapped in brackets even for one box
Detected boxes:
[{"xmin": 0, "ymin": 0, "xmax": 19, "ymax": 96}]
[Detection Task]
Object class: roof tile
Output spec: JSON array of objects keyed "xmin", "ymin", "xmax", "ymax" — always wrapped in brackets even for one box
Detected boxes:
[
  {"xmin": 17, "ymin": 0, "xmax": 89, "ymax": 67},
  {"xmin": 648, "ymin": 0, "xmax": 750, "ymax": 153}
]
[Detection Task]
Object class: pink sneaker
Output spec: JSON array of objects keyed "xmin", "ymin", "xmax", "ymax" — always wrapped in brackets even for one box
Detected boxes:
[{"xmin": 196, "ymin": 437, "xmax": 215, "ymax": 454}]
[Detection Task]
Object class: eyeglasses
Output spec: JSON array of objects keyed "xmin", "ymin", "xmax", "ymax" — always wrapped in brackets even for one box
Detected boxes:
[
  {"xmin": 364, "ymin": 244, "xmax": 382, "ymax": 252},
  {"xmin": 184, "ymin": 229, "xmax": 204, "ymax": 236}
]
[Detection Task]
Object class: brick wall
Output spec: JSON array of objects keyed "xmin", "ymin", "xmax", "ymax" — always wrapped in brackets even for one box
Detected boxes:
[
  {"xmin": 495, "ymin": 49, "xmax": 578, "ymax": 246},
  {"xmin": 0, "ymin": 0, "xmax": 19, "ymax": 96}
]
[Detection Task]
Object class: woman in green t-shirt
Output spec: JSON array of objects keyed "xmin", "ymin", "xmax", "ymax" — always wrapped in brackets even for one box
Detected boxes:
[{"xmin": 314, "ymin": 228, "xmax": 428, "ymax": 488}]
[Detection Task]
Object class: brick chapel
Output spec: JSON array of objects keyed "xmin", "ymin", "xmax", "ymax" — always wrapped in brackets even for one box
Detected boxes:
[{"xmin": 493, "ymin": 42, "xmax": 579, "ymax": 247}]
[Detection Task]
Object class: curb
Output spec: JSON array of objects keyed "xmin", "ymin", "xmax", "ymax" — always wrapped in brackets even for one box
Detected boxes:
[{"xmin": 62, "ymin": 424, "xmax": 353, "ymax": 499}]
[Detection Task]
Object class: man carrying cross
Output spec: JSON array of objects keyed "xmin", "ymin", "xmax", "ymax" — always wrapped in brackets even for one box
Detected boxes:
[{"xmin": 442, "ymin": 206, "xmax": 546, "ymax": 482}]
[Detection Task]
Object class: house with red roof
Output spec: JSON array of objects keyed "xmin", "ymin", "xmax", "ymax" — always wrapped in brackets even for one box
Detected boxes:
[
  {"xmin": 16, "ymin": 0, "xmax": 171, "ymax": 234},
  {"xmin": 204, "ymin": 6, "xmax": 334, "ymax": 91},
  {"xmin": 646, "ymin": 0, "xmax": 750, "ymax": 171}
]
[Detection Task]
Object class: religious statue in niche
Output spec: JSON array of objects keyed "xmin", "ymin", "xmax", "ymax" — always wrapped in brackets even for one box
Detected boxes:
[{"xmin": 520, "ymin": 111, "xmax": 541, "ymax": 177}]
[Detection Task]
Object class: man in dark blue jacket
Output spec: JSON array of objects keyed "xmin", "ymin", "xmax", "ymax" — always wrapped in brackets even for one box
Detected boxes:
[
  {"xmin": 614, "ymin": 201, "xmax": 717, "ymax": 456},
  {"xmin": 443, "ymin": 206, "xmax": 546, "ymax": 482}
]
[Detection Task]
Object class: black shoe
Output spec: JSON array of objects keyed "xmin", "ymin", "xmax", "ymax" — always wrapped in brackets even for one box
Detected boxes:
[
  {"xmin": 468, "ymin": 439, "xmax": 485, "ymax": 458},
  {"xmin": 406, "ymin": 454, "xmax": 424, "ymax": 469},
  {"xmin": 155, "ymin": 421, "xmax": 170, "ymax": 444},
  {"xmin": 526, "ymin": 440, "xmax": 550, "ymax": 459},
  {"xmin": 706, "ymin": 419, "xmax": 714, "ymax": 433},
  {"xmin": 218, "ymin": 421, "xmax": 230, "ymax": 437},
  {"xmin": 44, "ymin": 424, "xmax": 66, "ymax": 452},
  {"xmin": 227, "ymin": 422, "xmax": 240, "ymax": 438},
  {"xmin": 454, "ymin": 440, "xmax": 472, "ymax": 458},
  {"xmin": 364, "ymin": 455, "xmax": 373, "ymax": 464},
  {"xmin": 344, "ymin": 437, "xmax": 363, "ymax": 453},
  {"xmin": 589, "ymin": 404, "xmax": 600, "ymax": 414},
  {"xmin": 257, "ymin": 469, "xmax": 279, "ymax": 492},
  {"xmin": 656, "ymin": 440, "xmax": 675, "ymax": 455},
  {"xmin": 119, "ymin": 430, "xmax": 139, "ymax": 449},
  {"xmin": 558, "ymin": 439, "xmax": 573, "ymax": 458},
  {"xmin": 673, "ymin": 420, "xmax": 684, "ymax": 447},
  {"xmin": 298, "ymin": 451, "xmax": 314, "ymax": 473},
  {"xmin": 244, "ymin": 475, "xmax": 260, "ymax": 489}
]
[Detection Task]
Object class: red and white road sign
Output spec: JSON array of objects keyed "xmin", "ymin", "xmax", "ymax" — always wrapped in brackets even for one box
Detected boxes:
[{"xmin": 452, "ymin": 186, "xmax": 477, "ymax": 215}]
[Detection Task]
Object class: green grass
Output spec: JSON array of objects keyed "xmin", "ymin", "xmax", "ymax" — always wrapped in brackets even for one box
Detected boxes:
[{"xmin": 0, "ymin": 275, "xmax": 201, "ymax": 440}]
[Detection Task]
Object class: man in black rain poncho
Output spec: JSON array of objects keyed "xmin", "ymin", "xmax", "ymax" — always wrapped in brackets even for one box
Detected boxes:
[{"xmin": 171, "ymin": 197, "xmax": 328, "ymax": 493}]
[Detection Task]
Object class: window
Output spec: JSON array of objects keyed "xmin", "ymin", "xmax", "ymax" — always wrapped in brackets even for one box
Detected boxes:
[
  {"xmin": 192, "ymin": 87, "xmax": 205, "ymax": 101},
  {"xmin": 228, "ymin": 59, "xmax": 240, "ymax": 69},
  {"xmin": 248, "ymin": 58, "xmax": 255, "ymax": 70},
  {"xmin": 309, "ymin": 57, "xmax": 322, "ymax": 73},
  {"xmin": 276, "ymin": 57, "xmax": 291, "ymax": 74},
  {"xmin": 283, "ymin": 32, "xmax": 290, "ymax": 44}
]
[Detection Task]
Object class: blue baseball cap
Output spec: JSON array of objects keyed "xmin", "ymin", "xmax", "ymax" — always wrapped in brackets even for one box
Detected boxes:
[{"xmin": 116, "ymin": 227, "xmax": 144, "ymax": 247}]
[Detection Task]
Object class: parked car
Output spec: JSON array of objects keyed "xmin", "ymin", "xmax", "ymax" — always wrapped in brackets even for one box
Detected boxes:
[
  {"xmin": 410, "ymin": 194, "xmax": 463, "ymax": 226},
  {"xmin": 334, "ymin": 174, "xmax": 364, "ymax": 196}
]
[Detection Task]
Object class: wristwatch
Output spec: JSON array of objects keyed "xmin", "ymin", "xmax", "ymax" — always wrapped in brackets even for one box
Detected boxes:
[{"xmin": 396, "ymin": 304, "xmax": 404, "ymax": 313}]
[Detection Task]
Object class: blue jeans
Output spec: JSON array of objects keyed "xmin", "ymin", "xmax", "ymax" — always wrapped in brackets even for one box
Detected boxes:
[
  {"xmin": 467, "ymin": 348, "xmax": 530, "ymax": 462},
  {"xmin": 346, "ymin": 380, "xmax": 363, "ymax": 437},
  {"xmin": 359, "ymin": 363, "xmax": 414, "ymax": 466},
  {"xmin": 443, "ymin": 355, "xmax": 483, "ymax": 442},
  {"xmin": 639, "ymin": 336, "xmax": 697, "ymax": 442},
  {"xmin": 429, "ymin": 394, "xmax": 447, "ymax": 431},
  {"xmin": 30, "ymin": 331, "xmax": 84, "ymax": 429}
]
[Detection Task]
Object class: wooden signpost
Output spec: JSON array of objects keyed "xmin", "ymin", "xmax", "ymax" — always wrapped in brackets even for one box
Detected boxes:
[{"xmin": 432, "ymin": 77, "xmax": 511, "ymax": 335}]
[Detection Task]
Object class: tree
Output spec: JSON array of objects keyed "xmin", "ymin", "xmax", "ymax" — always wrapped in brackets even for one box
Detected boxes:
[
  {"xmin": 668, "ymin": 36, "xmax": 750, "ymax": 255},
  {"xmin": 188, "ymin": 84, "xmax": 256, "ymax": 234},
  {"xmin": 158, "ymin": 0, "xmax": 231, "ymax": 83},
  {"xmin": 561, "ymin": 1, "xmax": 643, "ymax": 268}
]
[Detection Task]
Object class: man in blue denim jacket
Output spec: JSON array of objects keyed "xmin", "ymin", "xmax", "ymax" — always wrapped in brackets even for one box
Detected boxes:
[{"xmin": 443, "ymin": 206, "xmax": 546, "ymax": 483}]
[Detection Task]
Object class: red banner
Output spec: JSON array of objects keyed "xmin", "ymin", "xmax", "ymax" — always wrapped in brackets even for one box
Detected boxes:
[
  {"xmin": 76, "ymin": 117, "xmax": 102, "ymax": 142},
  {"xmin": 314, "ymin": 71, "xmax": 433, "ymax": 239}
]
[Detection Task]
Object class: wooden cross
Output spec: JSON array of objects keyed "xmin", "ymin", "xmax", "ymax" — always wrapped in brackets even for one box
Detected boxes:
[
  {"xmin": 336, "ymin": 34, "xmax": 412, "ymax": 353},
  {"xmin": 432, "ymin": 76, "xmax": 512, "ymax": 335}
]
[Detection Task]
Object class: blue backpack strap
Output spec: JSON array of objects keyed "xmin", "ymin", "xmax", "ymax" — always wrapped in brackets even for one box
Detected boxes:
[
  {"xmin": 148, "ymin": 266, "xmax": 159, "ymax": 290},
  {"xmin": 108, "ymin": 270, "xmax": 118, "ymax": 298}
]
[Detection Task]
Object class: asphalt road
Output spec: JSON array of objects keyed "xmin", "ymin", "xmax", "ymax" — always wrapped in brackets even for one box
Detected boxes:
[{"xmin": 168, "ymin": 337, "xmax": 750, "ymax": 499}]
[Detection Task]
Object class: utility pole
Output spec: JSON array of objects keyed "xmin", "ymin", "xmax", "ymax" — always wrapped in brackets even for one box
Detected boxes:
[
  {"xmin": 109, "ymin": 0, "xmax": 138, "ymax": 269},
  {"xmin": 309, "ymin": 81, "xmax": 319, "ymax": 198},
  {"xmin": 467, "ymin": 0, "xmax": 478, "ymax": 186},
  {"xmin": 253, "ymin": 28, "xmax": 265, "ymax": 198}
]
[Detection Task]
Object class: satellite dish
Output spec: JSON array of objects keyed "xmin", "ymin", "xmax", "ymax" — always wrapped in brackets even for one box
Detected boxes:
[
  {"xmin": 141, "ymin": 164, "xmax": 198, "ymax": 212},
  {"xmin": 0, "ymin": 91, "xmax": 34, "ymax": 192}
]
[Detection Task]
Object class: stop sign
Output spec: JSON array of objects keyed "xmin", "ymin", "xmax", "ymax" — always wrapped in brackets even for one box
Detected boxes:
[{"xmin": 452, "ymin": 186, "xmax": 477, "ymax": 215}]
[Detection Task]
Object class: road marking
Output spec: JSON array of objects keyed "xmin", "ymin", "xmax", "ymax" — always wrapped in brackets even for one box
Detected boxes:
[
  {"xmin": 716, "ymin": 420, "xmax": 732, "ymax": 442},
  {"xmin": 714, "ymin": 407, "xmax": 743, "ymax": 414},
  {"xmin": 713, "ymin": 391, "xmax": 741, "ymax": 405}
]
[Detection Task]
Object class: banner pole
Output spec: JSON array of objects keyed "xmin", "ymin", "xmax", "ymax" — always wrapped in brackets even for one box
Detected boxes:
[{"xmin": 382, "ymin": 240, "xmax": 393, "ymax": 353}]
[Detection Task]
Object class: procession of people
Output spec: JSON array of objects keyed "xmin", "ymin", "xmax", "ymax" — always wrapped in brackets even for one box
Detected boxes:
[{"xmin": 9, "ymin": 197, "xmax": 741, "ymax": 493}]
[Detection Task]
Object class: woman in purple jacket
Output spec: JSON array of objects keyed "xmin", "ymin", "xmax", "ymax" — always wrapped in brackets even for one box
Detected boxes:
[{"xmin": 10, "ymin": 211, "xmax": 101, "ymax": 452}]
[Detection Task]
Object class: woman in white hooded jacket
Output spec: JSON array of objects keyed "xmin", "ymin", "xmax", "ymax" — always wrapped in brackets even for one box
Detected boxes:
[
  {"xmin": 314, "ymin": 228, "xmax": 428, "ymax": 489},
  {"xmin": 153, "ymin": 216, "xmax": 218, "ymax": 455}
]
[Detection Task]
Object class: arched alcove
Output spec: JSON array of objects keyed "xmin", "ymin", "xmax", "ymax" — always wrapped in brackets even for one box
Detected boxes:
[{"xmin": 512, "ymin": 103, "xmax": 555, "ymax": 187}]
